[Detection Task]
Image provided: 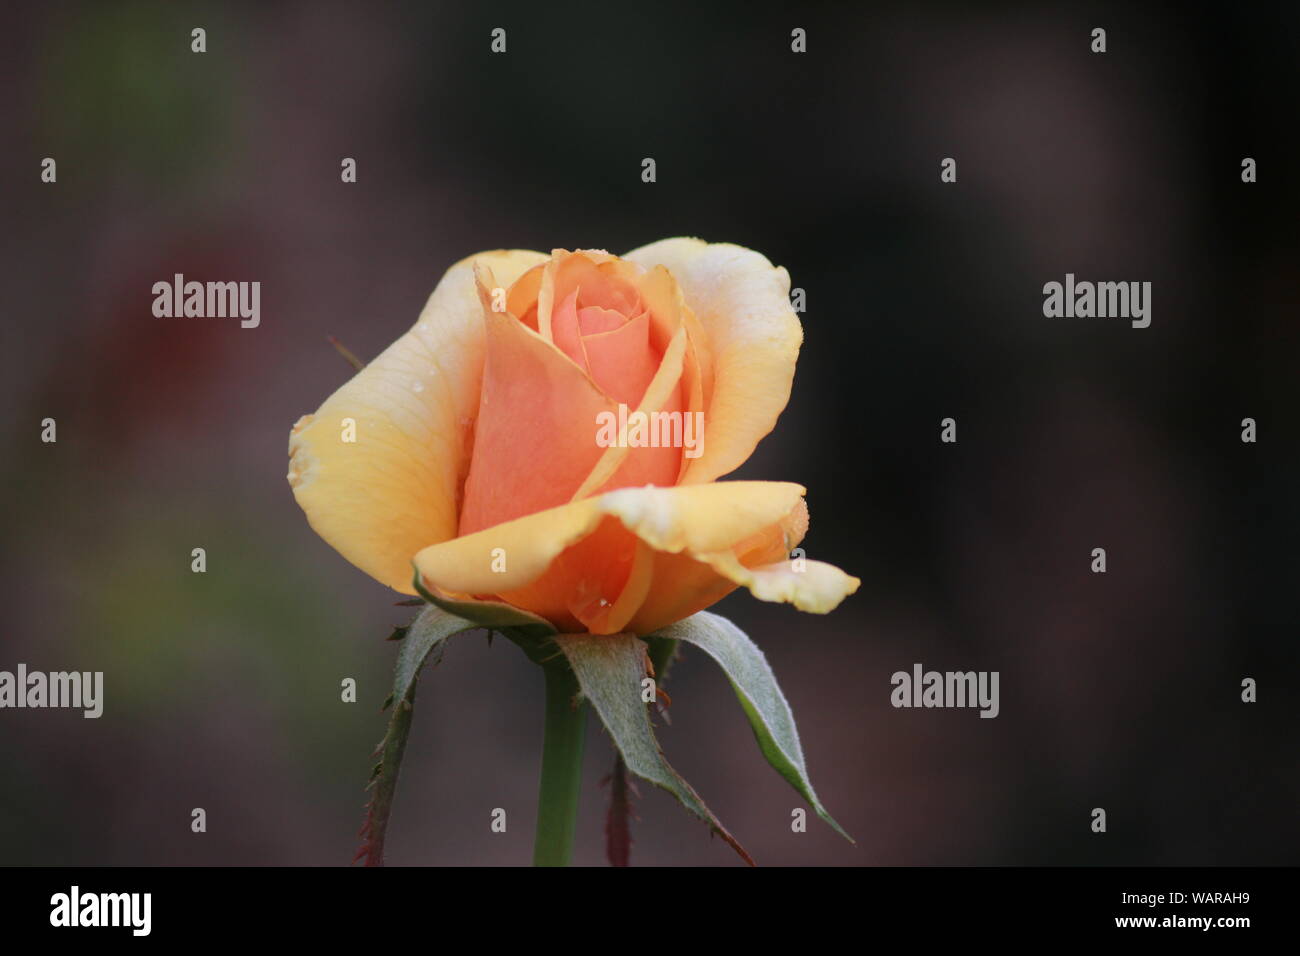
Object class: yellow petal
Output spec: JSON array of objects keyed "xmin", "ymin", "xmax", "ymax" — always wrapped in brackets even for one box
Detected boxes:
[
  {"xmin": 695, "ymin": 552, "xmax": 861, "ymax": 615},
  {"xmin": 623, "ymin": 238, "xmax": 802, "ymax": 484},
  {"xmin": 288, "ymin": 249, "xmax": 548, "ymax": 592},
  {"xmin": 413, "ymin": 481, "xmax": 856, "ymax": 634},
  {"xmin": 415, "ymin": 481, "xmax": 800, "ymax": 590}
]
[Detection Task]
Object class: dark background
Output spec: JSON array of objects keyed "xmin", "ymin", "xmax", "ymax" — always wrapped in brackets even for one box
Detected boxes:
[{"xmin": 2, "ymin": 1, "xmax": 1296, "ymax": 866}]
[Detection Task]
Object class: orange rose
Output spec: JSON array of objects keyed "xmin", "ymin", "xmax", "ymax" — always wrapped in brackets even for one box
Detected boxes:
[{"xmin": 288, "ymin": 239, "xmax": 857, "ymax": 635}]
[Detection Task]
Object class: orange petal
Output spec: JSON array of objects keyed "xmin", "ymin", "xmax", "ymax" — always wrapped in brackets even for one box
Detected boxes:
[
  {"xmin": 571, "ymin": 322, "xmax": 688, "ymax": 500},
  {"xmin": 549, "ymin": 288, "xmax": 586, "ymax": 367},
  {"xmin": 630, "ymin": 264, "xmax": 708, "ymax": 482},
  {"xmin": 457, "ymin": 301, "xmax": 619, "ymax": 536},
  {"xmin": 507, "ymin": 262, "xmax": 546, "ymax": 332},
  {"xmin": 577, "ymin": 273, "xmax": 641, "ymax": 316},
  {"xmin": 537, "ymin": 249, "xmax": 616, "ymax": 337},
  {"xmin": 581, "ymin": 310, "xmax": 659, "ymax": 407},
  {"xmin": 577, "ymin": 304, "xmax": 630, "ymax": 335}
]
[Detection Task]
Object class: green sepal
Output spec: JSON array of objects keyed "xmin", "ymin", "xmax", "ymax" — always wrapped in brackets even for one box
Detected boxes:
[
  {"xmin": 411, "ymin": 566, "xmax": 557, "ymax": 636},
  {"xmin": 358, "ymin": 602, "xmax": 482, "ymax": 865},
  {"xmin": 552, "ymin": 632, "xmax": 754, "ymax": 865},
  {"xmin": 653, "ymin": 611, "xmax": 853, "ymax": 843},
  {"xmin": 390, "ymin": 602, "xmax": 476, "ymax": 706}
]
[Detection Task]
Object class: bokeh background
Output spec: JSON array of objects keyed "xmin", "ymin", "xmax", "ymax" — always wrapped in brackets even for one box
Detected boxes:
[{"xmin": 2, "ymin": 1, "xmax": 1297, "ymax": 866}]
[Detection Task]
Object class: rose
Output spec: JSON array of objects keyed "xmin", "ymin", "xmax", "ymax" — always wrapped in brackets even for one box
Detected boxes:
[{"xmin": 288, "ymin": 239, "xmax": 858, "ymax": 635}]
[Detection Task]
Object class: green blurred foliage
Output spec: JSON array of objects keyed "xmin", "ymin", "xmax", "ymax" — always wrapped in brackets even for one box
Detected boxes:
[{"xmin": 39, "ymin": 1, "xmax": 238, "ymax": 191}]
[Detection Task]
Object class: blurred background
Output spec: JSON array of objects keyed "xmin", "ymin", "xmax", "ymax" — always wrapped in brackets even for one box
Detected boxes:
[{"xmin": 1, "ymin": 1, "xmax": 1297, "ymax": 866}]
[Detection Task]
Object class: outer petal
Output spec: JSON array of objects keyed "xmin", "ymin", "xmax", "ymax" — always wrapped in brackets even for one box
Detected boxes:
[
  {"xmin": 288, "ymin": 249, "xmax": 548, "ymax": 592},
  {"xmin": 624, "ymin": 238, "xmax": 803, "ymax": 484},
  {"xmin": 413, "ymin": 481, "xmax": 857, "ymax": 634},
  {"xmin": 694, "ymin": 553, "xmax": 862, "ymax": 615}
]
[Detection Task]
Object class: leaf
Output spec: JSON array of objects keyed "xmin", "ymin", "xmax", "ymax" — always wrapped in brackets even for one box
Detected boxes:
[
  {"xmin": 411, "ymin": 567, "xmax": 557, "ymax": 635},
  {"xmin": 653, "ymin": 611, "xmax": 853, "ymax": 843},
  {"xmin": 553, "ymin": 632, "xmax": 754, "ymax": 865},
  {"xmin": 358, "ymin": 603, "xmax": 480, "ymax": 866}
]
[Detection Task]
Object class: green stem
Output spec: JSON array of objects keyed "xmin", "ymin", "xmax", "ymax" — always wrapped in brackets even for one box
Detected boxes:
[{"xmin": 533, "ymin": 658, "xmax": 587, "ymax": 866}]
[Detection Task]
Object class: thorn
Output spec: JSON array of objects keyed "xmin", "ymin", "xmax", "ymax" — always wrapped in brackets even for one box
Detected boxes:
[
  {"xmin": 328, "ymin": 335, "xmax": 366, "ymax": 371},
  {"xmin": 394, "ymin": 598, "xmax": 424, "ymax": 606},
  {"xmin": 386, "ymin": 626, "xmax": 409, "ymax": 642}
]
